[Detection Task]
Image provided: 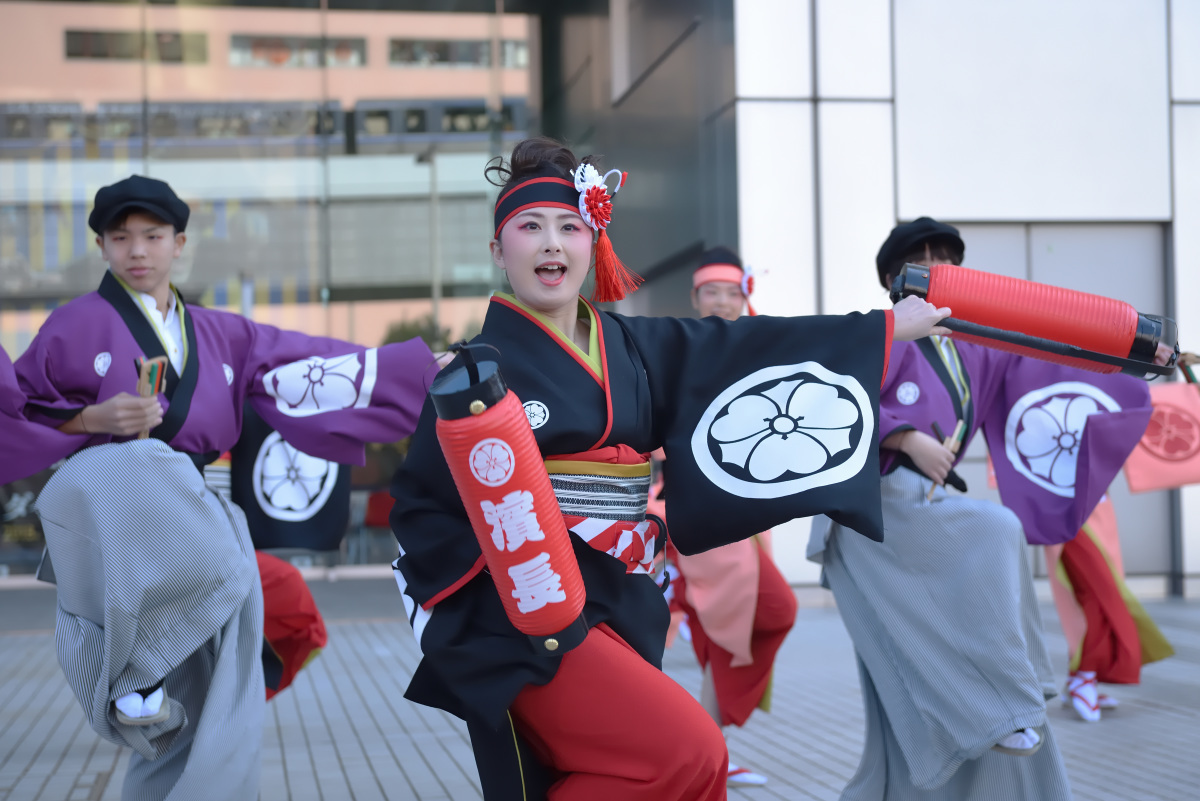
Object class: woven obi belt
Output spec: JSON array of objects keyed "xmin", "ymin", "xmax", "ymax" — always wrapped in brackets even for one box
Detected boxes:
[{"xmin": 545, "ymin": 446, "xmax": 661, "ymax": 576}]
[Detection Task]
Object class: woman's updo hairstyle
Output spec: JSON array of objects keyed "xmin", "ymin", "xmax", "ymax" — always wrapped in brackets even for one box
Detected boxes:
[{"xmin": 485, "ymin": 136, "xmax": 594, "ymax": 196}]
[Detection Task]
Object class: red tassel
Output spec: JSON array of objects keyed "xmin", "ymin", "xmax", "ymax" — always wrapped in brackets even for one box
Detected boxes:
[
  {"xmin": 591, "ymin": 229, "xmax": 643, "ymax": 303},
  {"xmin": 745, "ymin": 275, "xmax": 757, "ymax": 316}
]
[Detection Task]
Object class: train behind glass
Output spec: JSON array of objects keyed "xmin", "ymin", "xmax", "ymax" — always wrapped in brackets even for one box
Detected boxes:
[{"xmin": 0, "ymin": 98, "xmax": 529, "ymax": 159}]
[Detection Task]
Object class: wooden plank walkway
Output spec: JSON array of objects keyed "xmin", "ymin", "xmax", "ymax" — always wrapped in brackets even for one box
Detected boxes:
[{"xmin": 1, "ymin": 580, "xmax": 1197, "ymax": 800}]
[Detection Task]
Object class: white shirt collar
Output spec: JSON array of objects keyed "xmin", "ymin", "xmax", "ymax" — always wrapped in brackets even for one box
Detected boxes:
[
  {"xmin": 133, "ymin": 289, "xmax": 184, "ymax": 374},
  {"xmin": 136, "ymin": 289, "xmax": 177, "ymax": 324}
]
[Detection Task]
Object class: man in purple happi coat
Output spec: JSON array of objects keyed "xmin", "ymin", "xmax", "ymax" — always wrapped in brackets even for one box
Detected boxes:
[
  {"xmin": 16, "ymin": 176, "xmax": 434, "ymax": 468},
  {"xmin": 3, "ymin": 175, "xmax": 437, "ymax": 801},
  {"xmin": 808, "ymin": 217, "xmax": 1166, "ymax": 801}
]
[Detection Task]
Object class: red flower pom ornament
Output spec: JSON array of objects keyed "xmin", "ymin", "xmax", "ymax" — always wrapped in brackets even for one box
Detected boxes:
[{"xmin": 572, "ymin": 163, "xmax": 642, "ymax": 303}]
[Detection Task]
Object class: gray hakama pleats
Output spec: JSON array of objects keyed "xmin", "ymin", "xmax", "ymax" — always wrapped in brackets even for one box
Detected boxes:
[
  {"xmin": 807, "ymin": 467, "xmax": 1072, "ymax": 801},
  {"xmin": 37, "ymin": 440, "xmax": 264, "ymax": 801}
]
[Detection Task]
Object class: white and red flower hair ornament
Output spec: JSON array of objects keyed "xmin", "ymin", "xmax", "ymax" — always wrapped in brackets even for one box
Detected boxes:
[
  {"xmin": 572, "ymin": 163, "xmax": 642, "ymax": 303},
  {"xmin": 741, "ymin": 263, "xmax": 758, "ymax": 316}
]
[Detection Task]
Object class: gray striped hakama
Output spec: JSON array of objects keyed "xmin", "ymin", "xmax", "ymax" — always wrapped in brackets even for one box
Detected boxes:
[
  {"xmin": 37, "ymin": 440, "xmax": 264, "ymax": 801},
  {"xmin": 807, "ymin": 467, "xmax": 1072, "ymax": 801}
]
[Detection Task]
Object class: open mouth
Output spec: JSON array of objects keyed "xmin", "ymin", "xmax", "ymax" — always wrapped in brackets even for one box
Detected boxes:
[{"xmin": 535, "ymin": 264, "xmax": 567, "ymax": 287}]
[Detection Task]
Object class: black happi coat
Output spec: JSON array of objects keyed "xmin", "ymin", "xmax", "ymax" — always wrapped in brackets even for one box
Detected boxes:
[
  {"xmin": 230, "ymin": 403, "xmax": 352, "ymax": 552},
  {"xmin": 391, "ymin": 296, "xmax": 890, "ymax": 726}
]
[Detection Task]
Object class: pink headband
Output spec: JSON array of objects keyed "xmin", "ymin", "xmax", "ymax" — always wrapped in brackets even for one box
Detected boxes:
[{"xmin": 693, "ymin": 264, "xmax": 745, "ymax": 290}]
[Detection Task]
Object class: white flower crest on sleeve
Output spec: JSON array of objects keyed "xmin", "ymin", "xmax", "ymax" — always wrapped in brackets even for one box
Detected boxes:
[
  {"xmin": 1002, "ymin": 381, "xmax": 1121, "ymax": 498},
  {"xmin": 252, "ymin": 432, "xmax": 340, "ymax": 522},
  {"xmin": 691, "ymin": 362, "xmax": 872, "ymax": 499},
  {"xmin": 262, "ymin": 349, "xmax": 379, "ymax": 417},
  {"xmin": 1014, "ymin": 395, "xmax": 1100, "ymax": 490},
  {"xmin": 572, "ymin": 163, "xmax": 625, "ymax": 232},
  {"xmin": 711, "ymin": 379, "xmax": 859, "ymax": 482}
]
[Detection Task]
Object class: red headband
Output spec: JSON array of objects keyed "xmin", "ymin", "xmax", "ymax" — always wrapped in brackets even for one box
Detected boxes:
[
  {"xmin": 492, "ymin": 165, "xmax": 643, "ymax": 303},
  {"xmin": 693, "ymin": 264, "xmax": 744, "ymax": 289},
  {"xmin": 693, "ymin": 262, "xmax": 757, "ymax": 315}
]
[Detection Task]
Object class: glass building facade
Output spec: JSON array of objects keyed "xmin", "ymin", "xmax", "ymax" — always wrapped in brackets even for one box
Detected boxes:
[
  {"xmin": 0, "ymin": 0, "xmax": 536, "ymax": 572},
  {"xmin": 0, "ymin": 0, "xmax": 535, "ymax": 357}
]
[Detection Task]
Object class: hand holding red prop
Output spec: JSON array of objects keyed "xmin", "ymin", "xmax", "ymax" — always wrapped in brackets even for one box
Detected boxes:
[{"xmin": 430, "ymin": 348, "xmax": 588, "ymax": 657}]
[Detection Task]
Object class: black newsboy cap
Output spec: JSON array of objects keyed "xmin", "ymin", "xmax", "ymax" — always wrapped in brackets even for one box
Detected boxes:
[
  {"xmin": 88, "ymin": 175, "xmax": 190, "ymax": 235},
  {"xmin": 875, "ymin": 217, "xmax": 964, "ymax": 289}
]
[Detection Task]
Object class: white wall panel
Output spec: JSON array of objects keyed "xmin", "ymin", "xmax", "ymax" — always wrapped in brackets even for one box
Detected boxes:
[
  {"xmin": 816, "ymin": 0, "xmax": 892, "ymax": 99},
  {"xmin": 774, "ymin": 518, "xmax": 821, "ymax": 584},
  {"xmin": 1172, "ymin": 0, "xmax": 1200, "ymax": 100},
  {"xmin": 734, "ymin": 0, "xmax": 811, "ymax": 98},
  {"xmin": 1184, "ymin": 484, "xmax": 1200, "ymax": 577},
  {"xmin": 1028, "ymin": 224, "xmax": 1165, "ymax": 311},
  {"xmin": 954, "ymin": 224, "xmax": 1028, "ymax": 280},
  {"xmin": 818, "ymin": 102, "xmax": 895, "ymax": 314},
  {"xmin": 736, "ymin": 100, "xmax": 817, "ymax": 317},
  {"xmin": 1173, "ymin": 106, "xmax": 1200, "ymax": 576},
  {"xmin": 895, "ymin": 0, "xmax": 1170, "ymax": 221}
]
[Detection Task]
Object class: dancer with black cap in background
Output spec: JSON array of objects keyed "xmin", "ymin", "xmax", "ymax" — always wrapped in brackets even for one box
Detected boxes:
[{"xmin": 808, "ymin": 217, "xmax": 1170, "ymax": 800}]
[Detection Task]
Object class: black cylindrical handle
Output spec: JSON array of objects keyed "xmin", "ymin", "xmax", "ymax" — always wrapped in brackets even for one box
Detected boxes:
[
  {"xmin": 889, "ymin": 263, "xmax": 931, "ymax": 304},
  {"xmin": 430, "ymin": 360, "xmax": 508, "ymax": 420}
]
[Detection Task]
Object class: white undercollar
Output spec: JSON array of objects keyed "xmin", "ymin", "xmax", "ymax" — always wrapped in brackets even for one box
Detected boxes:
[{"xmin": 136, "ymin": 289, "xmax": 177, "ymax": 323}]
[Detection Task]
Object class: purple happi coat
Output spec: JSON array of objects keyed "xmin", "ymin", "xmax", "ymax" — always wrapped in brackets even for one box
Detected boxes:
[
  {"xmin": 1, "ymin": 345, "xmax": 88, "ymax": 484},
  {"xmin": 881, "ymin": 338, "xmax": 1152, "ymax": 545},
  {"xmin": 11, "ymin": 271, "xmax": 437, "ymax": 475}
]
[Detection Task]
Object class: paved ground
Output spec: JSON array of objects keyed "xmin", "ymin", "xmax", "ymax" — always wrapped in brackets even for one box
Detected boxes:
[{"xmin": 1, "ymin": 579, "xmax": 1197, "ymax": 801}]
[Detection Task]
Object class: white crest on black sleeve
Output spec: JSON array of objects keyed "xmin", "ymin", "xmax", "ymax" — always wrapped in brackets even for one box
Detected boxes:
[
  {"xmin": 252, "ymin": 432, "xmax": 340, "ymax": 521},
  {"xmin": 691, "ymin": 362, "xmax": 873, "ymax": 499}
]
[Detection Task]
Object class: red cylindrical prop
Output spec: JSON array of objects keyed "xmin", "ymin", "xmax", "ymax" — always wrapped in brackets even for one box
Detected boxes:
[
  {"xmin": 926, "ymin": 264, "xmax": 1137, "ymax": 358},
  {"xmin": 431, "ymin": 358, "xmax": 587, "ymax": 655},
  {"xmin": 895, "ymin": 263, "xmax": 1173, "ymax": 375}
]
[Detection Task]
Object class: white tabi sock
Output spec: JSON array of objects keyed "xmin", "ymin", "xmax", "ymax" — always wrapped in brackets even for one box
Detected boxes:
[
  {"xmin": 727, "ymin": 764, "xmax": 769, "ymax": 785},
  {"xmin": 115, "ymin": 686, "xmax": 165, "ymax": 719},
  {"xmin": 143, "ymin": 687, "xmax": 164, "ymax": 716},
  {"xmin": 115, "ymin": 692, "xmax": 149, "ymax": 719},
  {"xmin": 996, "ymin": 728, "xmax": 1041, "ymax": 751},
  {"xmin": 1067, "ymin": 670, "xmax": 1102, "ymax": 722}
]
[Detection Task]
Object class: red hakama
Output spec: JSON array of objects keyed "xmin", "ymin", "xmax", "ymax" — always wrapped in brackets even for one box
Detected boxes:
[{"xmin": 257, "ymin": 552, "xmax": 327, "ymax": 700}]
